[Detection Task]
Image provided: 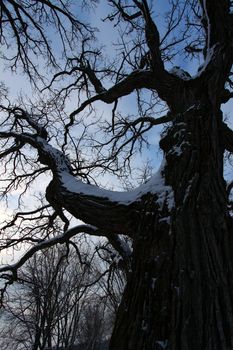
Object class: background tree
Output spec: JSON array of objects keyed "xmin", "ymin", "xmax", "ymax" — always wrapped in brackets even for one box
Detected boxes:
[
  {"xmin": 0, "ymin": 242, "xmax": 123, "ymax": 350},
  {"xmin": 0, "ymin": 245, "xmax": 87, "ymax": 350},
  {"xmin": 0, "ymin": 1, "xmax": 233, "ymax": 349}
]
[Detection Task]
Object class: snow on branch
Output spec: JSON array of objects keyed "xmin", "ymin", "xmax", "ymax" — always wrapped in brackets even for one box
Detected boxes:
[
  {"xmin": 48, "ymin": 158, "xmax": 174, "ymax": 236},
  {"xmin": 59, "ymin": 162, "xmax": 173, "ymax": 208},
  {"xmin": 0, "ymin": 108, "xmax": 174, "ymax": 237}
]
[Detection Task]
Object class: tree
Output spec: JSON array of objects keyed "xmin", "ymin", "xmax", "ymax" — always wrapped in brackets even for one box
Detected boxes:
[
  {"xmin": 0, "ymin": 246, "xmax": 88, "ymax": 350},
  {"xmin": 0, "ymin": 243, "xmax": 120, "ymax": 350},
  {"xmin": 0, "ymin": 0, "xmax": 233, "ymax": 349}
]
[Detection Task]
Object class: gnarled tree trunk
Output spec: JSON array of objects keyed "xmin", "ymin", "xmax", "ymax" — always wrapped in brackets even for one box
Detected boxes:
[{"xmin": 110, "ymin": 99, "xmax": 233, "ymax": 349}]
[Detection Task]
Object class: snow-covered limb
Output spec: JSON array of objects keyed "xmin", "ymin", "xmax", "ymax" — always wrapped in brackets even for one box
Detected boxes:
[
  {"xmin": 0, "ymin": 116, "xmax": 174, "ymax": 237},
  {"xmin": 0, "ymin": 130, "xmax": 72, "ymax": 173},
  {"xmin": 0, "ymin": 129, "xmax": 170, "ymax": 209},
  {"xmin": 10, "ymin": 107, "xmax": 48, "ymax": 139},
  {"xmin": 44, "ymin": 158, "xmax": 174, "ymax": 235},
  {"xmin": 104, "ymin": 234, "xmax": 132, "ymax": 261},
  {"xmin": 0, "ymin": 125, "xmax": 174, "ymax": 238},
  {"xmin": 59, "ymin": 164, "xmax": 172, "ymax": 206}
]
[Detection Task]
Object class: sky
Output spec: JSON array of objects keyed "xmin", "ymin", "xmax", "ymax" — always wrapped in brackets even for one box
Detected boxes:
[{"xmin": 0, "ymin": 0, "xmax": 233, "ymax": 265}]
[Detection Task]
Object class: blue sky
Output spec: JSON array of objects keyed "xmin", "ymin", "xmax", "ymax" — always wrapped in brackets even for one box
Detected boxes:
[
  {"xmin": 0, "ymin": 0, "xmax": 232, "ymax": 270},
  {"xmin": 0, "ymin": 0, "xmax": 232, "ymax": 216},
  {"xmin": 1, "ymin": 1, "xmax": 232, "ymax": 177}
]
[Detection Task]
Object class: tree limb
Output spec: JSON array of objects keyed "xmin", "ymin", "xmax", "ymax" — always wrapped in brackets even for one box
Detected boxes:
[
  {"xmin": 0, "ymin": 126, "xmax": 169, "ymax": 237},
  {"xmin": 134, "ymin": 0, "xmax": 164, "ymax": 72},
  {"xmin": 69, "ymin": 69, "xmax": 155, "ymax": 119},
  {"xmin": 109, "ymin": 0, "xmax": 141, "ymax": 21},
  {"xmin": 196, "ymin": 0, "xmax": 233, "ymax": 87},
  {"xmin": 200, "ymin": 0, "xmax": 231, "ymax": 49},
  {"xmin": 222, "ymin": 122, "xmax": 233, "ymax": 153},
  {"xmin": 0, "ymin": 225, "xmax": 99, "ymax": 276}
]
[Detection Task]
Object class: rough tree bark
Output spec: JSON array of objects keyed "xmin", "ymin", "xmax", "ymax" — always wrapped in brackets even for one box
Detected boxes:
[{"xmin": 110, "ymin": 107, "xmax": 233, "ymax": 350}]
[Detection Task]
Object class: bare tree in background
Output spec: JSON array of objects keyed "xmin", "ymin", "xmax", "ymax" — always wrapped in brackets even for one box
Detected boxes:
[
  {"xmin": 0, "ymin": 242, "xmax": 121, "ymax": 350},
  {"xmin": 0, "ymin": 0, "xmax": 233, "ymax": 349},
  {"xmin": 0, "ymin": 246, "xmax": 87, "ymax": 349}
]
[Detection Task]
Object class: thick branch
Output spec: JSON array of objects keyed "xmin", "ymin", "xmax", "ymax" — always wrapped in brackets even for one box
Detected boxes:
[
  {"xmin": 70, "ymin": 69, "xmax": 154, "ymax": 119},
  {"xmin": 0, "ymin": 225, "xmax": 99, "ymax": 276},
  {"xmin": 132, "ymin": 1, "xmax": 181, "ymax": 102},
  {"xmin": 46, "ymin": 173, "xmax": 138, "ymax": 236},
  {"xmin": 0, "ymin": 128, "xmax": 173, "ymax": 236},
  {"xmin": 200, "ymin": 0, "xmax": 231, "ymax": 49},
  {"xmin": 67, "ymin": 1, "xmax": 183, "ymax": 119},
  {"xmin": 46, "ymin": 166, "xmax": 174, "ymax": 236},
  {"xmin": 222, "ymin": 122, "xmax": 233, "ymax": 152},
  {"xmin": 106, "ymin": 233, "xmax": 132, "ymax": 261},
  {"xmin": 196, "ymin": 0, "xmax": 232, "ymax": 86},
  {"xmin": 134, "ymin": 0, "xmax": 164, "ymax": 72}
]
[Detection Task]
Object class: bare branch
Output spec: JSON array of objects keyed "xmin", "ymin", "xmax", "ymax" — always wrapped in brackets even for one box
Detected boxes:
[
  {"xmin": 134, "ymin": 0, "xmax": 164, "ymax": 72},
  {"xmin": 69, "ymin": 69, "xmax": 154, "ymax": 120},
  {"xmin": 0, "ymin": 0, "xmax": 93, "ymax": 81},
  {"xmin": 0, "ymin": 225, "xmax": 99, "ymax": 277},
  {"xmin": 108, "ymin": 0, "xmax": 141, "ymax": 21}
]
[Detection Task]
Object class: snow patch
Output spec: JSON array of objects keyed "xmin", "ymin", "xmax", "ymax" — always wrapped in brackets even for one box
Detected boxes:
[
  {"xmin": 169, "ymin": 140, "xmax": 189, "ymax": 157},
  {"xmin": 169, "ymin": 67, "xmax": 191, "ymax": 80},
  {"xmin": 183, "ymin": 183, "xmax": 192, "ymax": 202},
  {"xmin": 118, "ymin": 237, "xmax": 132, "ymax": 257},
  {"xmin": 151, "ymin": 277, "xmax": 157, "ymax": 290},
  {"xmin": 183, "ymin": 174, "xmax": 198, "ymax": 203},
  {"xmin": 60, "ymin": 158, "xmax": 174, "ymax": 210},
  {"xmin": 159, "ymin": 216, "xmax": 171, "ymax": 224},
  {"xmin": 141, "ymin": 320, "xmax": 148, "ymax": 331},
  {"xmin": 173, "ymin": 128, "xmax": 186, "ymax": 139},
  {"xmin": 169, "ymin": 145, "xmax": 183, "ymax": 157},
  {"xmin": 155, "ymin": 340, "xmax": 168, "ymax": 349},
  {"xmin": 36, "ymin": 137, "xmax": 72, "ymax": 172}
]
